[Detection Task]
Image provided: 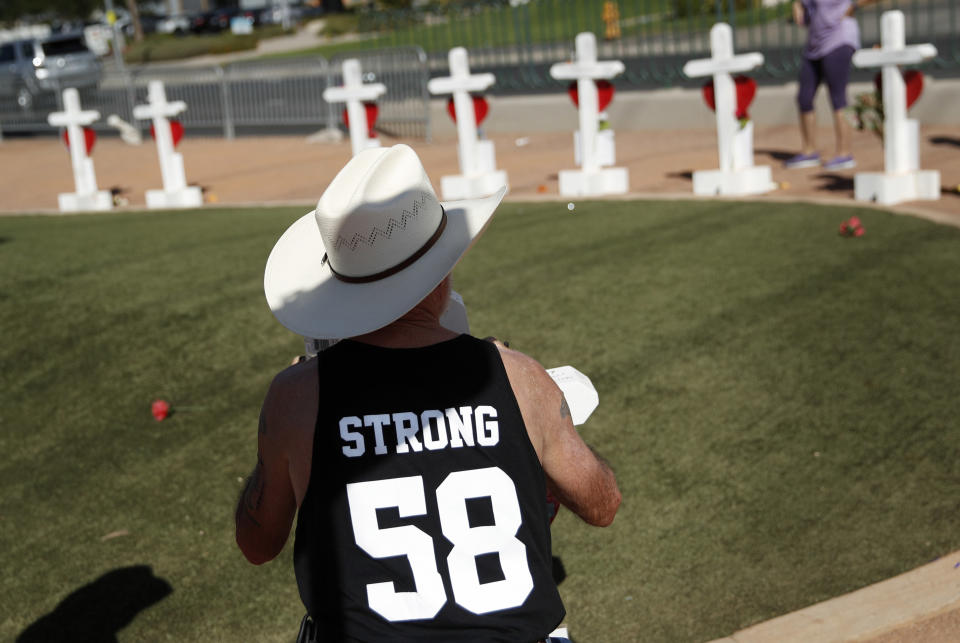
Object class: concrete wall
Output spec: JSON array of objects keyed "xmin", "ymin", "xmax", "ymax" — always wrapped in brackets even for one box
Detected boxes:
[{"xmin": 428, "ymin": 75, "xmax": 959, "ymax": 137}]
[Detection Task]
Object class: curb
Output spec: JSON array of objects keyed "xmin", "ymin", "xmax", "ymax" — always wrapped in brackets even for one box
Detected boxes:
[
  {"xmin": 2, "ymin": 192, "xmax": 957, "ymax": 230},
  {"xmin": 710, "ymin": 552, "xmax": 960, "ymax": 643}
]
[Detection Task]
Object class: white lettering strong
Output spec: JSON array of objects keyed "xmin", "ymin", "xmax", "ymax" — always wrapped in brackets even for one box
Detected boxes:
[{"xmin": 339, "ymin": 405, "xmax": 499, "ymax": 458}]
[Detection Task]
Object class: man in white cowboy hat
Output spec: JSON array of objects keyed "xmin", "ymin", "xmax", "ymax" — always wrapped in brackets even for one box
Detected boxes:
[{"xmin": 236, "ymin": 144, "xmax": 621, "ymax": 642}]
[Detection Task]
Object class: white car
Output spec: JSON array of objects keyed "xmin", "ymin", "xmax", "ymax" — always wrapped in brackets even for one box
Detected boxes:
[{"xmin": 156, "ymin": 14, "xmax": 190, "ymax": 35}]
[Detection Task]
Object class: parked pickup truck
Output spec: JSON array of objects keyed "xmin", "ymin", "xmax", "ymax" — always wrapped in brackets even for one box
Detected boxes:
[{"xmin": 0, "ymin": 32, "xmax": 103, "ymax": 111}]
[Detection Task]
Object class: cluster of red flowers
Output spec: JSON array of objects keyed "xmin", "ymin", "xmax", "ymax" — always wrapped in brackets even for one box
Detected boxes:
[{"xmin": 839, "ymin": 216, "xmax": 865, "ymax": 237}]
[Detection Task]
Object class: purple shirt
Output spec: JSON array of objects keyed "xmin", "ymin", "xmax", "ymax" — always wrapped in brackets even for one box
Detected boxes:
[{"xmin": 802, "ymin": 0, "xmax": 860, "ymax": 59}]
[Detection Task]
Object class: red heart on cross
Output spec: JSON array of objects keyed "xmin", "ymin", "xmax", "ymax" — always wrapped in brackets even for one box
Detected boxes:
[
  {"xmin": 734, "ymin": 76, "xmax": 756, "ymax": 119},
  {"xmin": 62, "ymin": 127, "xmax": 97, "ymax": 155},
  {"xmin": 446, "ymin": 94, "xmax": 490, "ymax": 126},
  {"xmin": 342, "ymin": 103, "xmax": 379, "ymax": 138},
  {"xmin": 873, "ymin": 70, "xmax": 924, "ymax": 109},
  {"xmin": 701, "ymin": 75, "xmax": 757, "ymax": 120},
  {"xmin": 149, "ymin": 120, "xmax": 185, "ymax": 148},
  {"xmin": 701, "ymin": 83, "xmax": 714, "ymax": 111},
  {"xmin": 567, "ymin": 80, "xmax": 615, "ymax": 112}
]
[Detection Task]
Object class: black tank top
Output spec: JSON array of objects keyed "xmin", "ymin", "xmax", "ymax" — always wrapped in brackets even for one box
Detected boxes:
[{"xmin": 294, "ymin": 335, "xmax": 565, "ymax": 642}]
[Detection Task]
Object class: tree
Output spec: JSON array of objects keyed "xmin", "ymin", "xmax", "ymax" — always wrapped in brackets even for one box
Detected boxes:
[
  {"xmin": 123, "ymin": 0, "xmax": 144, "ymax": 41},
  {"xmin": 0, "ymin": 0, "xmax": 100, "ymax": 23},
  {"xmin": 0, "ymin": 0, "xmax": 146, "ymax": 38}
]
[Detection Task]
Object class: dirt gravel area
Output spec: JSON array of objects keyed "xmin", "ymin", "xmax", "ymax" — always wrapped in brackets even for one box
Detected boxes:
[{"xmin": 1, "ymin": 125, "xmax": 958, "ymax": 226}]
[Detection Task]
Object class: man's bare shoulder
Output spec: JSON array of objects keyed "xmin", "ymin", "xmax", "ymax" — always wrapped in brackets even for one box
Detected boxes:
[
  {"xmin": 270, "ymin": 357, "xmax": 317, "ymax": 391},
  {"xmin": 490, "ymin": 342, "xmax": 566, "ymax": 458},
  {"xmin": 493, "ymin": 343, "xmax": 558, "ymax": 397},
  {"xmin": 262, "ymin": 358, "xmax": 318, "ymax": 436},
  {"xmin": 491, "ymin": 342, "xmax": 541, "ymax": 378}
]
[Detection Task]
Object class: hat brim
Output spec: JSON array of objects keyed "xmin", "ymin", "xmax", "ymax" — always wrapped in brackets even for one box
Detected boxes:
[{"xmin": 264, "ymin": 186, "xmax": 505, "ymax": 339}]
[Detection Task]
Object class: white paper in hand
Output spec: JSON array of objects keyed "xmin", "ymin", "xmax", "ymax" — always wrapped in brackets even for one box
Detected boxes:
[
  {"xmin": 439, "ymin": 291, "xmax": 470, "ymax": 334},
  {"xmin": 546, "ymin": 365, "xmax": 599, "ymax": 426}
]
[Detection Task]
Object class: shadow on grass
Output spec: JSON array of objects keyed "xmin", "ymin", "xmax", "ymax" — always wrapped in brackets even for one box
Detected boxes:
[
  {"xmin": 553, "ymin": 555, "xmax": 567, "ymax": 585},
  {"xmin": 17, "ymin": 565, "xmax": 172, "ymax": 643}
]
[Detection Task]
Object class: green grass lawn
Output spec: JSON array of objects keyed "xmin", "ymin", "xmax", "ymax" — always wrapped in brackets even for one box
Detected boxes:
[
  {"xmin": 2, "ymin": 200, "xmax": 958, "ymax": 641},
  {"xmin": 123, "ymin": 26, "xmax": 291, "ymax": 64},
  {"xmin": 262, "ymin": 0, "xmax": 791, "ymax": 62}
]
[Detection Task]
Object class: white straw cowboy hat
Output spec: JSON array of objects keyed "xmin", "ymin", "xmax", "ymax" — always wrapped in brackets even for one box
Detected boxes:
[{"xmin": 264, "ymin": 144, "xmax": 505, "ymax": 339}]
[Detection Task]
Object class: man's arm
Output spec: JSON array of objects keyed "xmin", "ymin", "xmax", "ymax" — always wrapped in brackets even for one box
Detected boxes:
[
  {"xmin": 498, "ymin": 346, "xmax": 621, "ymax": 527},
  {"xmin": 235, "ymin": 385, "xmax": 298, "ymax": 565}
]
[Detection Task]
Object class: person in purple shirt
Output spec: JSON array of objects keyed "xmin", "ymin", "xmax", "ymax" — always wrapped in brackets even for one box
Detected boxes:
[{"xmin": 786, "ymin": 0, "xmax": 873, "ymax": 170}]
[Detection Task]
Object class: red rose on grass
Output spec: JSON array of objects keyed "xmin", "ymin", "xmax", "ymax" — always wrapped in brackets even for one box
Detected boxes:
[
  {"xmin": 151, "ymin": 399, "xmax": 171, "ymax": 421},
  {"xmin": 839, "ymin": 216, "xmax": 865, "ymax": 238}
]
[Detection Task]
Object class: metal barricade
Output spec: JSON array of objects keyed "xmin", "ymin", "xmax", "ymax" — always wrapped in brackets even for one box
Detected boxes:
[
  {"xmin": 354, "ymin": 0, "xmax": 959, "ymax": 91},
  {"xmin": 124, "ymin": 59, "xmax": 333, "ymax": 138},
  {"xmin": 0, "ymin": 89, "xmax": 63, "ymax": 132},
  {"xmin": 0, "ymin": 48, "xmax": 431, "ymax": 141},
  {"xmin": 223, "ymin": 57, "xmax": 332, "ymax": 134},
  {"xmin": 128, "ymin": 64, "xmax": 231, "ymax": 132}
]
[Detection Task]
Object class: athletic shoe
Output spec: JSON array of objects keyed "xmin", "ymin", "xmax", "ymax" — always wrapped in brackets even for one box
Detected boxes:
[
  {"xmin": 823, "ymin": 155, "xmax": 856, "ymax": 170},
  {"xmin": 784, "ymin": 152, "xmax": 821, "ymax": 169}
]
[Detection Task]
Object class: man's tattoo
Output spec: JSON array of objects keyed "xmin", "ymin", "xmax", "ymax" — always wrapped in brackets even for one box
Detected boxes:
[
  {"xmin": 560, "ymin": 396, "xmax": 571, "ymax": 420},
  {"xmin": 238, "ymin": 503, "xmax": 261, "ymax": 527},
  {"xmin": 236, "ymin": 476, "xmax": 261, "ymax": 527},
  {"xmin": 236, "ymin": 413, "xmax": 267, "ymax": 528},
  {"xmin": 242, "ymin": 456, "xmax": 266, "ymax": 516}
]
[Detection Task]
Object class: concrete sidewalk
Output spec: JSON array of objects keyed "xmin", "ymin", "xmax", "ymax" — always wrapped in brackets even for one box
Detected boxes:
[
  {"xmin": 2, "ymin": 124, "xmax": 957, "ymax": 227},
  {"xmin": 712, "ymin": 553, "xmax": 960, "ymax": 642}
]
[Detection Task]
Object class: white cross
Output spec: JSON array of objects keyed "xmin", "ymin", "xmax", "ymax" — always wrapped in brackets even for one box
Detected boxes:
[
  {"xmin": 323, "ymin": 59, "xmax": 387, "ymax": 157},
  {"xmin": 853, "ymin": 10, "xmax": 937, "ymax": 174},
  {"xmin": 47, "ymin": 88, "xmax": 102, "ymax": 197},
  {"xmin": 549, "ymin": 32, "xmax": 624, "ymax": 172},
  {"xmin": 134, "ymin": 80, "xmax": 188, "ymax": 191},
  {"xmin": 683, "ymin": 23, "xmax": 764, "ymax": 173},
  {"xmin": 428, "ymin": 47, "xmax": 496, "ymax": 176}
]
